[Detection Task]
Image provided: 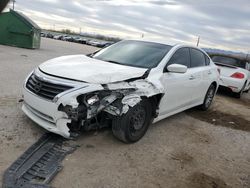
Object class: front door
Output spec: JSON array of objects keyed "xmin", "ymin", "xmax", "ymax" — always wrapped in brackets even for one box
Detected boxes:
[{"xmin": 159, "ymin": 47, "xmax": 199, "ymax": 116}]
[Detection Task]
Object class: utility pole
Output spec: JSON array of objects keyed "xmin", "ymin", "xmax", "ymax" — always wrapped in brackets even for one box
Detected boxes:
[
  {"xmin": 79, "ymin": 27, "xmax": 82, "ymax": 35},
  {"xmin": 196, "ymin": 36, "xmax": 200, "ymax": 47},
  {"xmin": 12, "ymin": 0, "xmax": 16, "ymax": 10}
]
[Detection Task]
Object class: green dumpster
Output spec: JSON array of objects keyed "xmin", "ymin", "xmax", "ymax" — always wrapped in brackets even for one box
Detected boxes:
[{"xmin": 0, "ymin": 9, "xmax": 41, "ymax": 49}]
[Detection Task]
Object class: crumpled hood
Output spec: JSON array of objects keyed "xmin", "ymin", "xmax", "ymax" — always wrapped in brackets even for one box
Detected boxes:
[{"xmin": 39, "ymin": 55, "xmax": 147, "ymax": 84}]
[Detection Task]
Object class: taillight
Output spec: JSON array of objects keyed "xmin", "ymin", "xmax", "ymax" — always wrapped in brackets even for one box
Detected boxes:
[{"xmin": 230, "ymin": 72, "xmax": 245, "ymax": 79}]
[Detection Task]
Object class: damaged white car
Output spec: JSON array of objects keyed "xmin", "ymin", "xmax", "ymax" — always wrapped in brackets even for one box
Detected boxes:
[{"xmin": 22, "ymin": 40, "xmax": 219, "ymax": 143}]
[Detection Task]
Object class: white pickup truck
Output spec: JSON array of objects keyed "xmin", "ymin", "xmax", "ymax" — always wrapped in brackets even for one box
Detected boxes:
[{"xmin": 210, "ymin": 55, "xmax": 250, "ymax": 98}]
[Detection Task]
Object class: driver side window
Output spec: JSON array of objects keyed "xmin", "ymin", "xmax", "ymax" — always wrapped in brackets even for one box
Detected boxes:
[{"xmin": 166, "ymin": 48, "xmax": 191, "ymax": 69}]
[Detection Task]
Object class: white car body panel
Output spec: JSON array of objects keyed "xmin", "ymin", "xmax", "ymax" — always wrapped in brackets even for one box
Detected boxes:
[
  {"xmin": 22, "ymin": 69, "xmax": 104, "ymax": 137},
  {"xmin": 22, "ymin": 40, "xmax": 219, "ymax": 138},
  {"xmin": 39, "ymin": 55, "xmax": 147, "ymax": 84},
  {"xmin": 216, "ymin": 63, "xmax": 250, "ymax": 93}
]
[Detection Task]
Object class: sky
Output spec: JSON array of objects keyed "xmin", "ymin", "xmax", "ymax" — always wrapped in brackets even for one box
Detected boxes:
[{"xmin": 5, "ymin": 0, "xmax": 250, "ymax": 52}]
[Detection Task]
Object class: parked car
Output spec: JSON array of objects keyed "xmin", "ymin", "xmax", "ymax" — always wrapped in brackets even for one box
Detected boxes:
[
  {"xmin": 86, "ymin": 40, "xmax": 115, "ymax": 48},
  {"xmin": 62, "ymin": 36, "xmax": 73, "ymax": 42},
  {"xmin": 72, "ymin": 37, "xmax": 87, "ymax": 44},
  {"xmin": 46, "ymin": 33, "xmax": 54, "ymax": 39},
  {"xmin": 87, "ymin": 40, "xmax": 103, "ymax": 47},
  {"xmin": 210, "ymin": 55, "xmax": 250, "ymax": 98},
  {"xmin": 41, "ymin": 32, "xmax": 46, "ymax": 37},
  {"xmin": 53, "ymin": 35, "xmax": 64, "ymax": 40},
  {"xmin": 95, "ymin": 41, "xmax": 115, "ymax": 48},
  {"xmin": 82, "ymin": 38, "xmax": 90, "ymax": 44},
  {"xmin": 22, "ymin": 39, "xmax": 219, "ymax": 143},
  {"xmin": 103, "ymin": 41, "xmax": 115, "ymax": 48}
]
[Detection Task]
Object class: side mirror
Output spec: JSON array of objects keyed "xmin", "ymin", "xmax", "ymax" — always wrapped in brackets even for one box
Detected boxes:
[{"xmin": 167, "ymin": 64, "xmax": 187, "ymax": 73}]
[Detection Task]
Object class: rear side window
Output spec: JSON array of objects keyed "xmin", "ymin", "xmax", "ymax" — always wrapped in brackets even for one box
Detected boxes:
[
  {"xmin": 167, "ymin": 48, "xmax": 191, "ymax": 68},
  {"xmin": 190, "ymin": 48, "xmax": 206, "ymax": 67}
]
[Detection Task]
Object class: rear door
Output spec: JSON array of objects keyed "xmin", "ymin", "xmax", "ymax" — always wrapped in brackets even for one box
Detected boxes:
[{"xmin": 189, "ymin": 48, "xmax": 210, "ymax": 102}]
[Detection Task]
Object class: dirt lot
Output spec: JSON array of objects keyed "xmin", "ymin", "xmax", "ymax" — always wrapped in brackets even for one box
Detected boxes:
[{"xmin": 0, "ymin": 38, "xmax": 250, "ymax": 188}]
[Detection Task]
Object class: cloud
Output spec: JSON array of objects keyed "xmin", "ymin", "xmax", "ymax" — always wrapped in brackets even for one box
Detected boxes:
[{"xmin": 11, "ymin": 0, "xmax": 250, "ymax": 52}]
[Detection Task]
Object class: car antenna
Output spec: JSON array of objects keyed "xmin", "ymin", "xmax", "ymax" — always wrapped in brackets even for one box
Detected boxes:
[{"xmin": 196, "ymin": 36, "xmax": 200, "ymax": 47}]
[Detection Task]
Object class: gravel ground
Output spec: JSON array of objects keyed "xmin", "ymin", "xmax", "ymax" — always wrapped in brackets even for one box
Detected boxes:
[{"xmin": 0, "ymin": 38, "xmax": 250, "ymax": 188}]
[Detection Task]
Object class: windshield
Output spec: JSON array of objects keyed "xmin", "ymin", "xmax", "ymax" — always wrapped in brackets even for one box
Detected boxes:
[{"xmin": 93, "ymin": 40, "xmax": 172, "ymax": 68}]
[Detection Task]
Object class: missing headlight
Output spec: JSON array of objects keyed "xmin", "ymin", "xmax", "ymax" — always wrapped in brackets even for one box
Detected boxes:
[
  {"xmin": 86, "ymin": 94, "xmax": 99, "ymax": 105},
  {"xmin": 83, "ymin": 90, "xmax": 112, "ymax": 106}
]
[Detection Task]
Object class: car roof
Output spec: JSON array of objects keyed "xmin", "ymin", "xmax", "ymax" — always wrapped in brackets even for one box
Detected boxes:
[
  {"xmin": 128, "ymin": 38, "xmax": 176, "ymax": 46},
  {"xmin": 125, "ymin": 38, "xmax": 200, "ymax": 49},
  {"xmin": 123, "ymin": 38, "xmax": 207, "ymax": 54}
]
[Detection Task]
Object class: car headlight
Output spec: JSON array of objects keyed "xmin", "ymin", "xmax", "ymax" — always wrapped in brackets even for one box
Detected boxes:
[
  {"xmin": 86, "ymin": 94, "xmax": 99, "ymax": 105},
  {"xmin": 84, "ymin": 89, "xmax": 134, "ymax": 106}
]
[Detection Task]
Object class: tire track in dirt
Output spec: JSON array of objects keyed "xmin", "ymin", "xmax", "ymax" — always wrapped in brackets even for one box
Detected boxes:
[
  {"xmin": 170, "ymin": 151, "xmax": 194, "ymax": 170},
  {"xmin": 188, "ymin": 172, "xmax": 231, "ymax": 188},
  {"xmin": 187, "ymin": 109, "xmax": 250, "ymax": 132}
]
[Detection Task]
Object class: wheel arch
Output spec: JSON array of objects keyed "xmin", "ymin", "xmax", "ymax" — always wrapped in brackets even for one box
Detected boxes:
[
  {"xmin": 147, "ymin": 93, "xmax": 164, "ymax": 118},
  {"xmin": 211, "ymin": 81, "xmax": 218, "ymax": 89}
]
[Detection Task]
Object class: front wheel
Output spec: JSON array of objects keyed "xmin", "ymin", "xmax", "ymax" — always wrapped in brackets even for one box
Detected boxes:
[
  {"xmin": 112, "ymin": 99, "xmax": 152, "ymax": 143},
  {"xmin": 199, "ymin": 84, "xmax": 216, "ymax": 111}
]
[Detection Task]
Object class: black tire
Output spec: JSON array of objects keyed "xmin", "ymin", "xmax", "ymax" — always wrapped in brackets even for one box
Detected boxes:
[
  {"xmin": 112, "ymin": 99, "xmax": 152, "ymax": 143},
  {"xmin": 199, "ymin": 84, "xmax": 216, "ymax": 111},
  {"xmin": 233, "ymin": 92, "xmax": 242, "ymax": 98}
]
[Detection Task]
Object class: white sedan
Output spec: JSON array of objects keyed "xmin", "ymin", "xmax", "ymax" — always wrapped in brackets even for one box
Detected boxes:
[
  {"xmin": 22, "ymin": 39, "xmax": 219, "ymax": 143},
  {"xmin": 211, "ymin": 55, "xmax": 250, "ymax": 98}
]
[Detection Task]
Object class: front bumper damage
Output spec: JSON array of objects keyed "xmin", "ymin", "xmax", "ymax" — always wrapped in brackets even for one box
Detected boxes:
[{"xmin": 22, "ymin": 73, "xmax": 164, "ymax": 138}]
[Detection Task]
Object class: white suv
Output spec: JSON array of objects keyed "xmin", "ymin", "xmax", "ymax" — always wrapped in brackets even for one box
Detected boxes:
[{"xmin": 22, "ymin": 39, "xmax": 219, "ymax": 143}]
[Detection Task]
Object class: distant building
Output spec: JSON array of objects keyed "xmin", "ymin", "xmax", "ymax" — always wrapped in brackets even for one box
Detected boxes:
[{"xmin": 0, "ymin": 9, "xmax": 41, "ymax": 49}]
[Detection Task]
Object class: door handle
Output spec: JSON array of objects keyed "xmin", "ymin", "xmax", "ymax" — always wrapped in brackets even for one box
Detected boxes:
[
  {"xmin": 208, "ymin": 70, "xmax": 212, "ymax": 75},
  {"xmin": 189, "ymin": 75, "xmax": 195, "ymax": 80}
]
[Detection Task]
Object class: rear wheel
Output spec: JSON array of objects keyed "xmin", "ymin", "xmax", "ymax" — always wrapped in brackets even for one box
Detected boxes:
[
  {"xmin": 199, "ymin": 84, "xmax": 216, "ymax": 111},
  {"xmin": 112, "ymin": 99, "xmax": 152, "ymax": 143}
]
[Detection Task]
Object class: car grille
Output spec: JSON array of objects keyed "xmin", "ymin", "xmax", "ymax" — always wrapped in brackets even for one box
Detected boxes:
[{"xmin": 26, "ymin": 74, "xmax": 73, "ymax": 100}]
